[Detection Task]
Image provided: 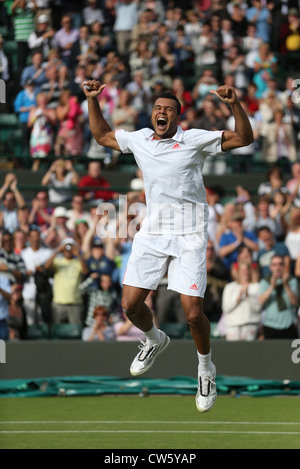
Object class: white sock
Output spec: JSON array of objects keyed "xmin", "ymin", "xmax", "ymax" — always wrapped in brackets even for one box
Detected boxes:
[
  {"xmin": 144, "ymin": 324, "xmax": 161, "ymax": 343},
  {"xmin": 197, "ymin": 350, "xmax": 212, "ymax": 374}
]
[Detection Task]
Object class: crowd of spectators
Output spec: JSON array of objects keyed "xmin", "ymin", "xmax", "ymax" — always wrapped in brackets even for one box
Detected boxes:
[{"xmin": 0, "ymin": 1, "xmax": 300, "ymax": 342}]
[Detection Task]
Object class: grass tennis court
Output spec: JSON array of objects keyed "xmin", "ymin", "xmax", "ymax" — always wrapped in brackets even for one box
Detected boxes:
[{"xmin": 0, "ymin": 395, "xmax": 300, "ymax": 449}]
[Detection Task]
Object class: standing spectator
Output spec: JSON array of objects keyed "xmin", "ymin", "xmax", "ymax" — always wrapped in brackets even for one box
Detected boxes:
[
  {"xmin": 172, "ymin": 24, "xmax": 193, "ymax": 75},
  {"xmin": 0, "ymin": 174, "xmax": 26, "ymax": 234},
  {"xmin": 204, "ymin": 239, "xmax": 228, "ymax": 323},
  {"xmin": 171, "ymin": 78, "xmax": 194, "ymax": 117},
  {"xmin": 245, "ymin": 0, "xmax": 271, "ymax": 44},
  {"xmin": 218, "ymin": 208, "xmax": 259, "ymax": 270},
  {"xmin": 8, "ymin": 283, "xmax": 27, "ymax": 340},
  {"xmin": 47, "ymin": 206, "xmax": 73, "ymax": 245},
  {"xmin": 261, "ymin": 108, "xmax": 297, "ymax": 170},
  {"xmin": 27, "ymin": 92, "xmax": 57, "ymax": 171},
  {"xmin": 54, "ymin": 89, "xmax": 84, "ymax": 157},
  {"xmin": 85, "ymin": 237, "xmax": 116, "ymax": 278},
  {"xmin": 286, "ymin": 162, "xmax": 300, "ymax": 208},
  {"xmin": 20, "ymin": 51, "xmax": 47, "ymax": 92},
  {"xmin": 21, "ymin": 228, "xmax": 53, "ymax": 324},
  {"xmin": 28, "ymin": 13, "xmax": 55, "ymax": 59},
  {"xmin": 0, "ymin": 275, "xmax": 12, "ymax": 341},
  {"xmin": 53, "ymin": 14, "xmax": 79, "ymax": 68},
  {"xmin": 83, "ymin": 0, "xmax": 105, "ymax": 26},
  {"xmin": 66, "ymin": 194, "xmax": 92, "ymax": 231},
  {"xmin": 125, "ymin": 70, "xmax": 153, "ymax": 128},
  {"xmin": 78, "ymin": 161, "xmax": 116, "ymax": 203},
  {"xmin": 79, "ymin": 272, "xmax": 120, "ymax": 327},
  {"xmin": 226, "ymin": 100, "xmax": 259, "ymax": 172},
  {"xmin": 14, "ymin": 79, "xmax": 37, "ymax": 151},
  {"xmin": 128, "ymin": 40, "xmax": 153, "ymax": 84},
  {"xmin": 284, "ymin": 207, "xmax": 300, "ymax": 272},
  {"xmin": 0, "ymin": 231, "xmax": 27, "ymax": 285},
  {"xmin": 41, "ymin": 159, "xmax": 79, "ymax": 204},
  {"xmin": 231, "ymin": 245, "xmax": 260, "ymax": 283},
  {"xmin": 257, "ymin": 226, "xmax": 291, "ymax": 278},
  {"xmin": 206, "ymin": 186, "xmax": 224, "ymax": 252},
  {"xmin": 259, "ymin": 254, "xmax": 298, "ymax": 339},
  {"xmin": 13, "ymin": 228, "xmax": 27, "ymax": 254},
  {"xmin": 28, "ymin": 190, "xmax": 53, "ymax": 232},
  {"xmin": 252, "ymin": 42, "xmax": 277, "ymax": 98},
  {"xmin": 44, "ymin": 238, "xmax": 88, "ymax": 324},
  {"xmin": 257, "ymin": 165, "xmax": 288, "ymax": 199},
  {"xmin": 222, "ymin": 261, "xmax": 261, "ymax": 341},
  {"xmin": 12, "ymin": 0, "xmax": 37, "ymax": 70},
  {"xmin": 113, "ymin": 0, "xmax": 139, "ymax": 58}
]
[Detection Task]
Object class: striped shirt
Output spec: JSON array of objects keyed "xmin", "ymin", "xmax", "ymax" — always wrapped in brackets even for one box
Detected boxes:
[
  {"xmin": 0, "ymin": 248, "xmax": 27, "ymax": 284},
  {"xmin": 13, "ymin": 8, "xmax": 35, "ymax": 42}
]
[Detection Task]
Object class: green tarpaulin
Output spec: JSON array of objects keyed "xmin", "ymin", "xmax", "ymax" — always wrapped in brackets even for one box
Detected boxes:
[{"xmin": 1, "ymin": 376, "xmax": 300, "ymax": 398}]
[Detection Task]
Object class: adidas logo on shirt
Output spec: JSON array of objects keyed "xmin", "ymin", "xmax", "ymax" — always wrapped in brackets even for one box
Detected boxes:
[{"xmin": 172, "ymin": 143, "xmax": 181, "ymax": 150}]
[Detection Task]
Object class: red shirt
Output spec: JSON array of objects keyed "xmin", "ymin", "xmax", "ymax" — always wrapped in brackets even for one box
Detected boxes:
[{"xmin": 78, "ymin": 176, "xmax": 115, "ymax": 201}]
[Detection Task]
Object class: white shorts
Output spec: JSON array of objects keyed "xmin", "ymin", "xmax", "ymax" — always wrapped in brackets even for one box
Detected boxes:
[{"xmin": 123, "ymin": 231, "xmax": 208, "ymax": 297}]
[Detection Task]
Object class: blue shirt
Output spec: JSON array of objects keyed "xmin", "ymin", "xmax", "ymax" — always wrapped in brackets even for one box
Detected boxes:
[
  {"xmin": 14, "ymin": 89, "xmax": 36, "ymax": 123},
  {"xmin": 219, "ymin": 230, "xmax": 258, "ymax": 269},
  {"xmin": 0, "ymin": 275, "xmax": 11, "ymax": 321},
  {"xmin": 258, "ymin": 243, "xmax": 290, "ymax": 278},
  {"xmin": 246, "ymin": 7, "xmax": 271, "ymax": 43}
]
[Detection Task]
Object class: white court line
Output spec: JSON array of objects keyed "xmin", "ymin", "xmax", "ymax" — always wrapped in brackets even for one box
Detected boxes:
[
  {"xmin": 1, "ymin": 420, "xmax": 300, "ymax": 426},
  {"xmin": 1, "ymin": 430, "xmax": 300, "ymax": 435}
]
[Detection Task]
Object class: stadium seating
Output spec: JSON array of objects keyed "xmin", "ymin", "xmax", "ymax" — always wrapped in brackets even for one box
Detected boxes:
[
  {"xmin": 159, "ymin": 322, "xmax": 188, "ymax": 339},
  {"xmin": 25, "ymin": 324, "xmax": 49, "ymax": 340},
  {"xmin": 50, "ymin": 323, "xmax": 83, "ymax": 340}
]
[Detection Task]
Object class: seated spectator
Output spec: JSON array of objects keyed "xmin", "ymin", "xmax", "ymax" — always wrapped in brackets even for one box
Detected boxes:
[
  {"xmin": 82, "ymin": 305, "xmax": 115, "ymax": 341},
  {"xmin": 41, "ymin": 159, "xmax": 79, "ymax": 204},
  {"xmin": 54, "ymin": 89, "xmax": 84, "ymax": 157},
  {"xmin": 259, "ymin": 254, "xmax": 298, "ymax": 339},
  {"xmin": 113, "ymin": 314, "xmax": 145, "ymax": 341},
  {"xmin": 79, "ymin": 272, "xmax": 120, "ymax": 327},
  {"xmin": 269, "ymin": 190, "xmax": 292, "ymax": 241},
  {"xmin": 27, "ymin": 92, "xmax": 57, "ymax": 171},
  {"xmin": 21, "ymin": 228, "xmax": 53, "ymax": 325},
  {"xmin": 39, "ymin": 64, "xmax": 62, "ymax": 109},
  {"xmin": 14, "ymin": 79, "xmax": 37, "ymax": 151},
  {"xmin": 254, "ymin": 195, "xmax": 279, "ymax": 237},
  {"xmin": 28, "ymin": 190, "xmax": 53, "ymax": 232},
  {"xmin": 8, "ymin": 283, "xmax": 27, "ymax": 341},
  {"xmin": 257, "ymin": 226, "xmax": 291, "ymax": 278},
  {"xmin": 195, "ymin": 97, "xmax": 226, "ymax": 132},
  {"xmin": 222, "ymin": 261, "xmax": 261, "ymax": 341},
  {"xmin": 0, "ymin": 231, "xmax": 27, "ymax": 285},
  {"xmin": 219, "ymin": 208, "xmax": 259, "ymax": 270},
  {"xmin": 20, "ymin": 51, "xmax": 47, "ymax": 93},
  {"xmin": 0, "ymin": 274, "xmax": 12, "ymax": 340},
  {"xmin": 78, "ymin": 161, "xmax": 116, "ymax": 203},
  {"xmin": 221, "ymin": 45, "xmax": 247, "ymax": 96},
  {"xmin": 45, "ymin": 238, "xmax": 88, "ymax": 324},
  {"xmin": 0, "ymin": 174, "xmax": 26, "ymax": 234},
  {"xmin": 17, "ymin": 206, "xmax": 32, "ymax": 235}
]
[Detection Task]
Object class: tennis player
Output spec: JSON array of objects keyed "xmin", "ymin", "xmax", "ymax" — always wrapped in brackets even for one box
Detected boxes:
[{"xmin": 83, "ymin": 81, "xmax": 254, "ymax": 412}]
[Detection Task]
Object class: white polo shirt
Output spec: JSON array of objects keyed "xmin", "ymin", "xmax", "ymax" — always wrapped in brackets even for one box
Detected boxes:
[{"xmin": 115, "ymin": 126, "xmax": 224, "ymax": 235}]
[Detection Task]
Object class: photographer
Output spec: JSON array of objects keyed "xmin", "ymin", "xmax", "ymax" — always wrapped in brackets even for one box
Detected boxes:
[
  {"xmin": 44, "ymin": 238, "xmax": 88, "ymax": 324},
  {"xmin": 259, "ymin": 255, "xmax": 299, "ymax": 339}
]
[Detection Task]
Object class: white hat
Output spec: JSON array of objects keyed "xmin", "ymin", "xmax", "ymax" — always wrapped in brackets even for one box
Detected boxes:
[
  {"xmin": 37, "ymin": 14, "xmax": 49, "ymax": 23},
  {"xmin": 61, "ymin": 237, "xmax": 76, "ymax": 247},
  {"xmin": 54, "ymin": 206, "xmax": 69, "ymax": 218}
]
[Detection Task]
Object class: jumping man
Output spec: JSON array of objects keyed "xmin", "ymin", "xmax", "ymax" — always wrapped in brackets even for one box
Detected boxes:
[{"xmin": 83, "ymin": 81, "xmax": 254, "ymax": 412}]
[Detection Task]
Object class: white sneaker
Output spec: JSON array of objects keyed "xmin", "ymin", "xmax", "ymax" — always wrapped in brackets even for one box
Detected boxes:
[
  {"xmin": 195, "ymin": 363, "xmax": 217, "ymax": 413},
  {"xmin": 130, "ymin": 330, "xmax": 170, "ymax": 376}
]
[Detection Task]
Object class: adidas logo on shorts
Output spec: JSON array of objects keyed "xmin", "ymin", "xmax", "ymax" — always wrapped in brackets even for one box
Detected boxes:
[{"xmin": 189, "ymin": 284, "xmax": 198, "ymax": 290}]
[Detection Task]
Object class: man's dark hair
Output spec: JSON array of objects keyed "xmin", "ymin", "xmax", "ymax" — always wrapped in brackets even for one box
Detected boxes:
[{"xmin": 153, "ymin": 92, "xmax": 181, "ymax": 115}]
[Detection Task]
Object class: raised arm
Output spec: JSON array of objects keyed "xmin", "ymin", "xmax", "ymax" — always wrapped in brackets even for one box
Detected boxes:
[
  {"xmin": 82, "ymin": 80, "xmax": 121, "ymax": 152},
  {"xmin": 210, "ymin": 85, "xmax": 254, "ymax": 152}
]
